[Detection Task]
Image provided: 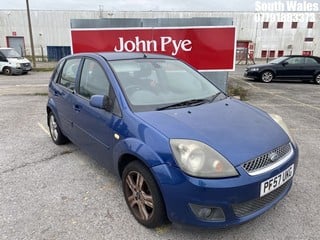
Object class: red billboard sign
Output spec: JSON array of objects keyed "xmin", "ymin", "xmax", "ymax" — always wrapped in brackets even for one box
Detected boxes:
[{"xmin": 71, "ymin": 26, "xmax": 236, "ymax": 71}]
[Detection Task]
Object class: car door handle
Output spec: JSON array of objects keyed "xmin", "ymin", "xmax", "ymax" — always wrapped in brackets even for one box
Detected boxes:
[
  {"xmin": 73, "ymin": 104, "xmax": 81, "ymax": 112},
  {"xmin": 53, "ymin": 89, "xmax": 65, "ymax": 96}
]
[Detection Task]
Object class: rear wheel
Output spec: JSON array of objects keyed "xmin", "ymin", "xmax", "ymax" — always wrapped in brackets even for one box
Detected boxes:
[
  {"xmin": 314, "ymin": 73, "xmax": 320, "ymax": 84},
  {"xmin": 122, "ymin": 161, "xmax": 167, "ymax": 228},
  {"xmin": 260, "ymin": 71, "xmax": 274, "ymax": 83},
  {"xmin": 3, "ymin": 67, "xmax": 12, "ymax": 76},
  {"xmin": 48, "ymin": 112, "xmax": 68, "ymax": 145}
]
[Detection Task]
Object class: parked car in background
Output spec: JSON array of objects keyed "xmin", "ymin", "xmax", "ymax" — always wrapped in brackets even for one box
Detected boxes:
[
  {"xmin": 0, "ymin": 48, "xmax": 32, "ymax": 75},
  {"xmin": 244, "ymin": 55, "xmax": 320, "ymax": 84},
  {"xmin": 47, "ymin": 52, "xmax": 298, "ymax": 228}
]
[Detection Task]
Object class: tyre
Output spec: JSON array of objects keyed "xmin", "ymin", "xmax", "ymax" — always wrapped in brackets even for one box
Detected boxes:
[
  {"xmin": 122, "ymin": 161, "xmax": 167, "ymax": 228},
  {"xmin": 260, "ymin": 71, "xmax": 274, "ymax": 83},
  {"xmin": 48, "ymin": 112, "xmax": 68, "ymax": 145},
  {"xmin": 314, "ymin": 73, "xmax": 320, "ymax": 85},
  {"xmin": 3, "ymin": 67, "xmax": 12, "ymax": 76}
]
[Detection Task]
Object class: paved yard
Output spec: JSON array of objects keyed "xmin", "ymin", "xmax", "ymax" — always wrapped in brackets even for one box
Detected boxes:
[{"xmin": 0, "ymin": 70, "xmax": 319, "ymax": 239}]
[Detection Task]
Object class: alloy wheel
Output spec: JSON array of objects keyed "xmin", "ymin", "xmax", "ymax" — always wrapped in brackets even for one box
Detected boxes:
[
  {"xmin": 49, "ymin": 114, "xmax": 59, "ymax": 141},
  {"xmin": 124, "ymin": 170, "xmax": 154, "ymax": 221},
  {"xmin": 315, "ymin": 74, "xmax": 320, "ymax": 84},
  {"xmin": 261, "ymin": 71, "xmax": 273, "ymax": 83}
]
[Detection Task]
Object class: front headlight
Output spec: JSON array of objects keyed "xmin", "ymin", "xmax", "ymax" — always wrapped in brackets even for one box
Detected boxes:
[
  {"xmin": 16, "ymin": 63, "xmax": 21, "ymax": 68},
  {"xmin": 170, "ymin": 139, "xmax": 239, "ymax": 178},
  {"xmin": 250, "ymin": 67, "xmax": 259, "ymax": 72},
  {"xmin": 269, "ymin": 114, "xmax": 296, "ymax": 144}
]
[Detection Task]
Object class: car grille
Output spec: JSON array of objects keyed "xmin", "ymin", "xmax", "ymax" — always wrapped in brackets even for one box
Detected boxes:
[
  {"xmin": 232, "ymin": 181, "xmax": 290, "ymax": 218},
  {"xmin": 242, "ymin": 143, "xmax": 292, "ymax": 175},
  {"xmin": 22, "ymin": 63, "xmax": 31, "ymax": 67}
]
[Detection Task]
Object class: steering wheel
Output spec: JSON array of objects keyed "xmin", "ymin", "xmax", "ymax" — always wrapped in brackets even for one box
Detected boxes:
[{"xmin": 125, "ymin": 85, "xmax": 144, "ymax": 96}]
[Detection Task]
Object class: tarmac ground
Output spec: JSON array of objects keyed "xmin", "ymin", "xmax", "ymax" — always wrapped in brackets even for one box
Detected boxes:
[{"xmin": 0, "ymin": 65, "xmax": 319, "ymax": 240}]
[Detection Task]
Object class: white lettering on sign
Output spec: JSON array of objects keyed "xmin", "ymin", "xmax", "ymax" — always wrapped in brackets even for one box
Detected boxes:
[{"xmin": 114, "ymin": 36, "xmax": 192, "ymax": 56}]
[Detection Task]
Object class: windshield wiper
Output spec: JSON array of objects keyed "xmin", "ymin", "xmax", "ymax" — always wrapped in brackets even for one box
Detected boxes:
[
  {"xmin": 157, "ymin": 92, "xmax": 223, "ymax": 111},
  {"xmin": 206, "ymin": 92, "xmax": 225, "ymax": 102}
]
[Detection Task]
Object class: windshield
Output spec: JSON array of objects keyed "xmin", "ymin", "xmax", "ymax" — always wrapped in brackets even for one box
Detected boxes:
[
  {"xmin": 0, "ymin": 48, "xmax": 21, "ymax": 58},
  {"xmin": 109, "ymin": 59, "xmax": 223, "ymax": 112},
  {"xmin": 269, "ymin": 56, "xmax": 289, "ymax": 64}
]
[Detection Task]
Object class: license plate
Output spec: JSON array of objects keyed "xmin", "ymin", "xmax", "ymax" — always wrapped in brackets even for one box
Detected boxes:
[{"xmin": 260, "ymin": 164, "xmax": 294, "ymax": 197}]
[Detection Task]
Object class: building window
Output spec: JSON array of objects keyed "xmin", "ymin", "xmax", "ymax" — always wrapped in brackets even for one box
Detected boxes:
[
  {"xmin": 305, "ymin": 37, "xmax": 314, "ymax": 42},
  {"xmin": 269, "ymin": 50, "xmax": 276, "ymax": 58},
  {"xmin": 261, "ymin": 50, "xmax": 267, "ymax": 58},
  {"xmin": 278, "ymin": 50, "xmax": 284, "ymax": 57},
  {"xmin": 307, "ymin": 22, "xmax": 314, "ymax": 28},
  {"xmin": 302, "ymin": 51, "xmax": 312, "ymax": 56},
  {"xmin": 291, "ymin": 22, "xmax": 298, "ymax": 28},
  {"xmin": 263, "ymin": 22, "xmax": 269, "ymax": 29},
  {"xmin": 277, "ymin": 22, "xmax": 284, "ymax": 29}
]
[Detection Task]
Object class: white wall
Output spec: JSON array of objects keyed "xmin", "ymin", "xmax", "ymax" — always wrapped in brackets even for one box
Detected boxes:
[{"xmin": 0, "ymin": 10, "xmax": 319, "ymax": 58}]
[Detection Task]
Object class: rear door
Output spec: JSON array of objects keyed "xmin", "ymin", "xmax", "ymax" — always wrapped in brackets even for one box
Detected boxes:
[
  {"xmin": 302, "ymin": 57, "xmax": 319, "ymax": 77},
  {"xmin": 51, "ymin": 57, "xmax": 82, "ymax": 138}
]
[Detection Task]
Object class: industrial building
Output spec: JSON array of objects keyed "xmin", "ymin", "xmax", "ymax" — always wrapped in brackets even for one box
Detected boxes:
[{"xmin": 0, "ymin": 9, "xmax": 319, "ymax": 61}]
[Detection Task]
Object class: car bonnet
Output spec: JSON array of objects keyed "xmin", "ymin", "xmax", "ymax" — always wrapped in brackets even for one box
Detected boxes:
[{"xmin": 135, "ymin": 98, "xmax": 290, "ymax": 166}]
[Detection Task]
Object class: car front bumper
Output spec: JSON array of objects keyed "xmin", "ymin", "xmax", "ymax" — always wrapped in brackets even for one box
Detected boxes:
[
  {"xmin": 244, "ymin": 70, "xmax": 260, "ymax": 79},
  {"xmin": 151, "ymin": 146, "xmax": 298, "ymax": 228},
  {"xmin": 11, "ymin": 65, "xmax": 32, "ymax": 75}
]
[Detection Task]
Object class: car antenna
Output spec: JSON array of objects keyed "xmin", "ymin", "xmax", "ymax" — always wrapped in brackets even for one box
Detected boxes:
[{"xmin": 142, "ymin": 52, "xmax": 147, "ymax": 58}]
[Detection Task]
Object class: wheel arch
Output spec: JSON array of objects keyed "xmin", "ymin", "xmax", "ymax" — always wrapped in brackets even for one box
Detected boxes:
[
  {"xmin": 46, "ymin": 98, "xmax": 59, "ymax": 126},
  {"xmin": 118, "ymin": 153, "xmax": 141, "ymax": 178},
  {"xmin": 261, "ymin": 68, "xmax": 276, "ymax": 75},
  {"xmin": 114, "ymin": 138, "xmax": 167, "ymax": 178},
  {"xmin": 46, "ymin": 106, "xmax": 52, "ymax": 126},
  {"xmin": 313, "ymin": 71, "xmax": 320, "ymax": 84},
  {"xmin": 313, "ymin": 71, "xmax": 320, "ymax": 77}
]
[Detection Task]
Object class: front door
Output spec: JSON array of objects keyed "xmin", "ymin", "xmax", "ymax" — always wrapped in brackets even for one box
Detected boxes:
[
  {"xmin": 277, "ymin": 57, "xmax": 306, "ymax": 79},
  {"xmin": 72, "ymin": 58, "xmax": 120, "ymax": 168}
]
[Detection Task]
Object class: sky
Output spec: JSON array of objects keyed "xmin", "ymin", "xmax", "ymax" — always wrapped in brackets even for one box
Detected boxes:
[
  {"xmin": 2, "ymin": 0, "xmax": 320, "ymax": 12},
  {"xmin": 1, "ymin": 0, "xmax": 259, "ymax": 11}
]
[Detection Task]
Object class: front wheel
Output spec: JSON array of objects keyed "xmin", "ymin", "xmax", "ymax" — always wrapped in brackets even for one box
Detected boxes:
[
  {"xmin": 314, "ymin": 73, "xmax": 320, "ymax": 84},
  {"xmin": 48, "ymin": 112, "xmax": 68, "ymax": 145},
  {"xmin": 122, "ymin": 161, "xmax": 167, "ymax": 228},
  {"xmin": 260, "ymin": 71, "xmax": 274, "ymax": 83},
  {"xmin": 3, "ymin": 67, "xmax": 12, "ymax": 76}
]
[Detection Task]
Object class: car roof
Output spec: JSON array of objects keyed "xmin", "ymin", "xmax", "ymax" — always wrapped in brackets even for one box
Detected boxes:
[
  {"xmin": 70, "ymin": 52, "xmax": 176, "ymax": 61},
  {"xmin": 284, "ymin": 55, "xmax": 319, "ymax": 58},
  {"xmin": 283, "ymin": 55, "xmax": 320, "ymax": 62}
]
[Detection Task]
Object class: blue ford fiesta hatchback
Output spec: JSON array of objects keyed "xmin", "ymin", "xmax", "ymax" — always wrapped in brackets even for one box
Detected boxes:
[{"xmin": 47, "ymin": 52, "xmax": 298, "ymax": 228}]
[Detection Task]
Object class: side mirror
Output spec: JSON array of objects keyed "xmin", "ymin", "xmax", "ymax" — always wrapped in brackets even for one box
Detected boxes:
[
  {"xmin": 282, "ymin": 61, "xmax": 289, "ymax": 66},
  {"xmin": 89, "ymin": 95, "xmax": 113, "ymax": 112}
]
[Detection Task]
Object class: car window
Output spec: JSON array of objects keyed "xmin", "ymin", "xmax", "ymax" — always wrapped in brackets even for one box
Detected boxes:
[
  {"xmin": 110, "ymin": 59, "xmax": 221, "ymax": 112},
  {"xmin": 59, "ymin": 58, "xmax": 81, "ymax": 90},
  {"xmin": 79, "ymin": 58, "xmax": 110, "ymax": 99},
  {"xmin": 269, "ymin": 56, "xmax": 289, "ymax": 64},
  {"xmin": 305, "ymin": 57, "xmax": 318, "ymax": 64},
  {"xmin": 285, "ymin": 57, "xmax": 305, "ymax": 65},
  {"xmin": 51, "ymin": 60, "xmax": 65, "ymax": 83}
]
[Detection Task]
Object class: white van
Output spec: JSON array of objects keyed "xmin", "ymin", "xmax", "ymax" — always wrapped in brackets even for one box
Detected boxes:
[{"xmin": 0, "ymin": 48, "xmax": 32, "ymax": 75}]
